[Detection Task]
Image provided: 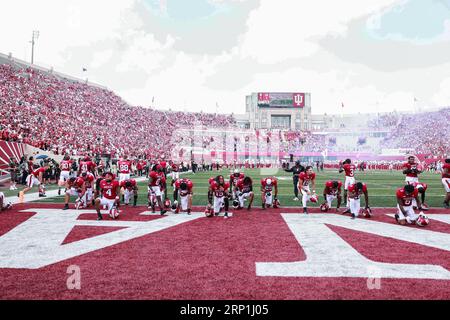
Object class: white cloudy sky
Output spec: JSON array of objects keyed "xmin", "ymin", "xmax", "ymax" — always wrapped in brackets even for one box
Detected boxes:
[{"xmin": 1, "ymin": 0, "xmax": 450, "ymax": 115}]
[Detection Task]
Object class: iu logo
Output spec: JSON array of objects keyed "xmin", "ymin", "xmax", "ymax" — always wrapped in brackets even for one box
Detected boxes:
[{"xmin": 293, "ymin": 93, "xmax": 305, "ymax": 107}]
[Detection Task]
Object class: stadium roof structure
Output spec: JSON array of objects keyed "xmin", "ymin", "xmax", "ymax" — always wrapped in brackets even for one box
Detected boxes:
[{"xmin": 0, "ymin": 52, "xmax": 107, "ymax": 90}]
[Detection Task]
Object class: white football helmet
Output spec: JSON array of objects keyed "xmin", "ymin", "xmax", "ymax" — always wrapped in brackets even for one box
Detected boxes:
[
  {"xmin": 109, "ymin": 207, "xmax": 119, "ymax": 219},
  {"xmin": 416, "ymin": 212, "xmax": 429, "ymax": 227}
]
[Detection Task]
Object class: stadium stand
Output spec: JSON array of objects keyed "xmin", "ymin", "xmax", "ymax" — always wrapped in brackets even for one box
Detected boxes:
[
  {"xmin": 0, "ymin": 64, "xmax": 234, "ymax": 159},
  {"xmin": 1, "ymin": 61, "xmax": 449, "ymax": 160}
]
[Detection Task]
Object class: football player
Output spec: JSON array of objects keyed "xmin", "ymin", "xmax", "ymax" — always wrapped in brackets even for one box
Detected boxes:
[
  {"xmin": 80, "ymin": 171, "xmax": 95, "ymax": 207},
  {"xmin": 120, "ymin": 179, "xmax": 138, "ymax": 207},
  {"xmin": 322, "ymin": 180, "xmax": 342, "ymax": 212},
  {"xmin": 158, "ymin": 159, "xmax": 169, "ymax": 201},
  {"xmin": 208, "ymin": 175, "xmax": 231, "ymax": 218},
  {"xmin": 236, "ymin": 176, "xmax": 254, "ymax": 210},
  {"xmin": 170, "ymin": 161, "xmax": 180, "ymax": 189},
  {"xmin": 159, "ymin": 156, "xmax": 168, "ymax": 176},
  {"xmin": 442, "ymin": 158, "xmax": 450, "ymax": 209},
  {"xmin": 58, "ymin": 154, "xmax": 72, "ymax": 195},
  {"xmin": 346, "ymin": 182, "xmax": 370, "ymax": 219},
  {"xmin": 79, "ymin": 156, "xmax": 96, "ymax": 176},
  {"xmin": 18, "ymin": 164, "xmax": 49, "ymax": 202},
  {"xmin": 0, "ymin": 192, "xmax": 12, "ymax": 212},
  {"xmin": 117, "ymin": 155, "xmax": 132, "ymax": 182},
  {"xmin": 395, "ymin": 184, "xmax": 422, "ymax": 225},
  {"xmin": 298, "ymin": 166, "xmax": 317, "ymax": 214},
  {"xmin": 94, "ymin": 172, "xmax": 120, "ymax": 220},
  {"xmin": 339, "ymin": 159, "xmax": 356, "ymax": 209},
  {"xmin": 148, "ymin": 165, "xmax": 167, "ymax": 215},
  {"xmin": 173, "ymin": 178, "xmax": 193, "ymax": 214},
  {"xmin": 63, "ymin": 176, "xmax": 87, "ymax": 210},
  {"xmin": 230, "ymin": 169, "xmax": 245, "ymax": 200},
  {"xmin": 205, "ymin": 177, "xmax": 215, "ymax": 216},
  {"xmin": 402, "ymin": 155, "xmax": 422, "ymax": 184},
  {"xmin": 260, "ymin": 176, "xmax": 279, "ymax": 210}
]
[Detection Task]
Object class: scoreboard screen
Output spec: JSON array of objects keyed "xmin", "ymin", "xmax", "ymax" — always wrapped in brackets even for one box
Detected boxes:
[{"xmin": 257, "ymin": 92, "xmax": 305, "ymax": 108}]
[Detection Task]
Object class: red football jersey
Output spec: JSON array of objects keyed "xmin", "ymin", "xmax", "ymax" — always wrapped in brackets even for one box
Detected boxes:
[
  {"xmin": 82, "ymin": 173, "xmax": 95, "ymax": 188},
  {"xmin": 149, "ymin": 171, "xmax": 165, "ymax": 187},
  {"xmin": 299, "ymin": 172, "xmax": 316, "ymax": 187},
  {"xmin": 80, "ymin": 161, "xmax": 96, "ymax": 173},
  {"xmin": 210, "ymin": 180, "xmax": 230, "ymax": 198},
  {"xmin": 348, "ymin": 183, "xmax": 368, "ymax": 197},
  {"xmin": 32, "ymin": 167, "xmax": 46, "ymax": 177},
  {"xmin": 261, "ymin": 177, "xmax": 277, "ymax": 192},
  {"xmin": 396, "ymin": 187, "xmax": 419, "ymax": 206},
  {"xmin": 100, "ymin": 180, "xmax": 120, "ymax": 200},
  {"xmin": 442, "ymin": 163, "xmax": 450, "ymax": 179},
  {"xmin": 325, "ymin": 180, "xmax": 342, "ymax": 195},
  {"xmin": 402, "ymin": 162, "xmax": 421, "ymax": 177},
  {"xmin": 236, "ymin": 178, "xmax": 253, "ymax": 193},
  {"xmin": 175, "ymin": 178, "xmax": 193, "ymax": 196},
  {"xmin": 120, "ymin": 179, "xmax": 136, "ymax": 190},
  {"xmin": 118, "ymin": 160, "xmax": 132, "ymax": 174},
  {"xmin": 60, "ymin": 160, "xmax": 72, "ymax": 171},
  {"xmin": 230, "ymin": 173, "xmax": 245, "ymax": 186},
  {"xmin": 69, "ymin": 177, "xmax": 85, "ymax": 189},
  {"xmin": 342, "ymin": 164, "xmax": 356, "ymax": 177}
]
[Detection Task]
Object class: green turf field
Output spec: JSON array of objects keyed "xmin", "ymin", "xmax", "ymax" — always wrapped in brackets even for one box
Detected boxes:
[{"xmin": 5, "ymin": 168, "xmax": 447, "ymax": 208}]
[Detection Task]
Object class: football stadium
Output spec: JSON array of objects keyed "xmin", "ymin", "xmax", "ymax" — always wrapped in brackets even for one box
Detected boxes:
[{"xmin": 0, "ymin": 0, "xmax": 449, "ymax": 311}]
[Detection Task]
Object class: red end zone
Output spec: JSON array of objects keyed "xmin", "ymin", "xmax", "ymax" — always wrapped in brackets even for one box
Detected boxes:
[{"xmin": 0, "ymin": 203, "xmax": 449, "ymax": 300}]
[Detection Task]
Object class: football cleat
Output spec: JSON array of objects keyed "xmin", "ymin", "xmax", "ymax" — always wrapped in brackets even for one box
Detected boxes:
[
  {"xmin": 232, "ymin": 200, "xmax": 240, "ymax": 209},
  {"xmin": 420, "ymin": 203, "xmax": 429, "ymax": 211}
]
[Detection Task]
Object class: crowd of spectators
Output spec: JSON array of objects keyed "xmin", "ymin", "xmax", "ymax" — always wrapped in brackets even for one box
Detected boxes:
[
  {"xmin": 380, "ymin": 108, "xmax": 450, "ymax": 158},
  {"xmin": 368, "ymin": 112, "xmax": 400, "ymax": 128},
  {"xmin": 2, "ymin": 63, "xmax": 449, "ymax": 160},
  {"xmin": 282, "ymin": 131, "xmax": 325, "ymax": 153},
  {"xmin": 0, "ymin": 64, "xmax": 235, "ymax": 159}
]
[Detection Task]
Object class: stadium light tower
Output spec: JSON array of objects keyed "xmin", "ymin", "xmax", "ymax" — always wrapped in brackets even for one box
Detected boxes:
[{"xmin": 30, "ymin": 30, "xmax": 40, "ymax": 65}]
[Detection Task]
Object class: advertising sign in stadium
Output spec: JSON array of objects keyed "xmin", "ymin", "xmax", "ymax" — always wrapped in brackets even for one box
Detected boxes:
[{"xmin": 257, "ymin": 92, "xmax": 305, "ymax": 108}]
